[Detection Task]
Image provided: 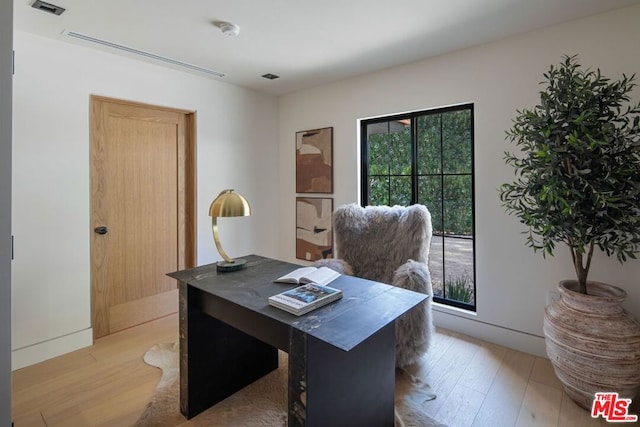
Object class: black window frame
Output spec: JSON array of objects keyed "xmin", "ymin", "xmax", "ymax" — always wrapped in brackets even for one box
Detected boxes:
[{"xmin": 360, "ymin": 103, "xmax": 476, "ymax": 311}]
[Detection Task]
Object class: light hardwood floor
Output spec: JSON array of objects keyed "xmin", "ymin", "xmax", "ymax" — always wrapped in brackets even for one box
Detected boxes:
[
  {"xmin": 13, "ymin": 314, "xmax": 178, "ymax": 427},
  {"xmin": 12, "ymin": 314, "xmax": 633, "ymax": 426}
]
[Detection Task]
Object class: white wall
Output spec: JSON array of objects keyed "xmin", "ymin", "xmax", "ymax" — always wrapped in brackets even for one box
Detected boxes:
[
  {"xmin": 278, "ymin": 5, "xmax": 640, "ymax": 356},
  {"xmin": 1, "ymin": 0, "xmax": 13, "ymax": 421},
  {"xmin": 12, "ymin": 31, "xmax": 280, "ymax": 369}
]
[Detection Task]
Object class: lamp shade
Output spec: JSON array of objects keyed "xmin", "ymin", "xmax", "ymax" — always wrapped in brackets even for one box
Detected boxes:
[{"xmin": 209, "ymin": 189, "xmax": 251, "ymax": 218}]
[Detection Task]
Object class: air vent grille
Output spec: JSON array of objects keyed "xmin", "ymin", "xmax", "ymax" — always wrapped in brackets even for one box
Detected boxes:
[
  {"xmin": 65, "ymin": 31, "xmax": 225, "ymax": 78},
  {"xmin": 32, "ymin": 0, "xmax": 65, "ymax": 16}
]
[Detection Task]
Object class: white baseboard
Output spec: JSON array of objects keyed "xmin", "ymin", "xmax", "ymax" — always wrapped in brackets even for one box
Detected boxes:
[
  {"xmin": 432, "ymin": 306, "xmax": 547, "ymax": 358},
  {"xmin": 12, "ymin": 328, "xmax": 93, "ymax": 371}
]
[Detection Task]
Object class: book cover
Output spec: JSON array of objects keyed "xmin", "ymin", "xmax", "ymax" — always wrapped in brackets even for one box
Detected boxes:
[{"xmin": 268, "ymin": 282, "xmax": 343, "ymax": 316}]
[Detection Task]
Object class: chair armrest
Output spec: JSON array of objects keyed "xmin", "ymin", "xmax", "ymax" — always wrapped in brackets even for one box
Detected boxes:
[
  {"xmin": 313, "ymin": 258, "xmax": 354, "ymax": 276},
  {"xmin": 392, "ymin": 259, "xmax": 433, "ymax": 367},
  {"xmin": 392, "ymin": 259, "xmax": 432, "ymax": 296}
]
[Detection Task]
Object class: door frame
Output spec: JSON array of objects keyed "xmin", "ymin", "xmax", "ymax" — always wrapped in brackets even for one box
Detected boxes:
[{"xmin": 89, "ymin": 95, "xmax": 197, "ymax": 339}]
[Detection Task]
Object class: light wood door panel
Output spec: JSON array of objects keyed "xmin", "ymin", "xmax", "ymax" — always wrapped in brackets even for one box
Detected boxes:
[
  {"xmin": 91, "ymin": 97, "xmax": 195, "ymax": 339},
  {"xmin": 107, "ymin": 114, "xmax": 178, "ymax": 304}
]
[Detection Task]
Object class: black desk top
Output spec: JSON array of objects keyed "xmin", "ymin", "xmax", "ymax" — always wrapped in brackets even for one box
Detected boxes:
[{"xmin": 168, "ymin": 254, "xmax": 427, "ymax": 351}]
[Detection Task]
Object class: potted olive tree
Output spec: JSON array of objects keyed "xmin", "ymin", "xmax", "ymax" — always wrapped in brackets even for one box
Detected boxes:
[{"xmin": 499, "ymin": 55, "xmax": 640, "ymax": 409}]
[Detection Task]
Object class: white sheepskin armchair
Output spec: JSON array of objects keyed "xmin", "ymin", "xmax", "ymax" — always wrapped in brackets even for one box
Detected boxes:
[{"xmin": 315, "ymin": 203, "xmax": 434, "ymax": 368}]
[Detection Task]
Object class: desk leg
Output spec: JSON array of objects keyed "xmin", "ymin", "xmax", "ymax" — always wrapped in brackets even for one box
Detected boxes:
[
  {"xmin": 288, "ymin": 322, "xmax": 396, "ymax": 427},
  {"xmin": 179, "ymin": 283, "xmax": 278, "ymax": 419}
]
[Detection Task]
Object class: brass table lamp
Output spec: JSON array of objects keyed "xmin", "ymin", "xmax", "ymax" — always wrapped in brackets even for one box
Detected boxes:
[{"xmin": 209, "ymin": 189, "xmax": 251, "ymax": 272}]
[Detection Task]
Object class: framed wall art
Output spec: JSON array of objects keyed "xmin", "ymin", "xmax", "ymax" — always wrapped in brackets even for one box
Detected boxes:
[
  {"xmin": 296, "ymin": 197, "xmax": 333, "ymax": 261},
  {"xmin": 296, "ymin": 127, "xmax": 333, "ymax": 193}
]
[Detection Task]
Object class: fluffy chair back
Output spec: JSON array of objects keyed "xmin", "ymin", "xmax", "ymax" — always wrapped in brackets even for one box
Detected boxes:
[
  {"xmin": 333, "ymin": 204, "xmax": 431, "ymax": 284},
  {"xmin": 329, "ymin": 203, "xmax": 434, "ymax": 367}
]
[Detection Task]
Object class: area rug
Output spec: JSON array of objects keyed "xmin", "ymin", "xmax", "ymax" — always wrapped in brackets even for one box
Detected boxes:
[{"xmin": 134, "ymin": 342, "xmax": 447, "ymax": 427}]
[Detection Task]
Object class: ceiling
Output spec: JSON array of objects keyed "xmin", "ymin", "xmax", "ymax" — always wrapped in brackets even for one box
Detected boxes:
[{"xmin": 13, "ymin": 0, "xmax": 640, "ymax": 95}]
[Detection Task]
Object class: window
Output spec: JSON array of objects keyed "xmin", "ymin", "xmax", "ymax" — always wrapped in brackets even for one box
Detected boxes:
[{"xmin": 360, "ymin": 104, "xmax": 476, "ymax": 311}]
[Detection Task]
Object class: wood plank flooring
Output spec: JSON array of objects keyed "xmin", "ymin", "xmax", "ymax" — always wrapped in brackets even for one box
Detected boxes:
[
  {"xmin": 12, "ymin": 314, "xmax": 633, "ymax": 426},
  {"xmin": 13, "ymin": 315, "xmax": 178, "ymax": 427}
]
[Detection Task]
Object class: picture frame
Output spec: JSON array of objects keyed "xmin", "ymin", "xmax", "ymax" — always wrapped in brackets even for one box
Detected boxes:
[
  {"xmin": 296, "ymin": 127, "xmax": 333, "ymax": 193},
  {"xmin": 296, "ymin": 197, "xmax": 333, "ymax": 261}
]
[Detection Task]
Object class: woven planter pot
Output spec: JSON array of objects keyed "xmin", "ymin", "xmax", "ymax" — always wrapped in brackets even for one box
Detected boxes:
[{"xmin": 543, "ymin": 280, "xmax": 640, "ymax": 410}]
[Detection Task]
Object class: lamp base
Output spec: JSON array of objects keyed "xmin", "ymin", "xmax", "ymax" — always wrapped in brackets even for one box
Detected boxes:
[{"xmin": 216, "ymin": 259, "xmax": 247, "ymax": 272}]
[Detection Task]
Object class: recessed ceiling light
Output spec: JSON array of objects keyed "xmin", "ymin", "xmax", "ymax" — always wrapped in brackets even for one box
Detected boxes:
[{"xmin": 262, "ymin": 74, "xmax": 280, "ymax": 80}]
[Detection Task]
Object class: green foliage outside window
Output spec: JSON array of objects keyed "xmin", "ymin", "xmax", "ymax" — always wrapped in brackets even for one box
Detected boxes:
[
  {"xmin": 366, "ymin": 108, "xmax": 473, "ymax": 236},
  {"xmin": 445, "ymin": 275, "xmax": 475, "ymax": 304}
]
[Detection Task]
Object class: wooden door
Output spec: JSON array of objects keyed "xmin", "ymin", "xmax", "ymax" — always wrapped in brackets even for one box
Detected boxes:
[{"xmin": 90, "ymin": 96, "xmax": 196, "ymax": 339}]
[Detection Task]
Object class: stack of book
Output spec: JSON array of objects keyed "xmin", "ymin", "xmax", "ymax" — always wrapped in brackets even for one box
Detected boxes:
[{"xmin": 269, "ymin": 267, "xmax": 342, "ymax": 316}]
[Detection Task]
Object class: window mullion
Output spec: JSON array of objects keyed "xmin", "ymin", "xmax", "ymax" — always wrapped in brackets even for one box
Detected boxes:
[
  {"xmin": 439, "ymin": 113, "xmax": 447, "ymax": 300},
  {"xmin": 360, "ymin": 121, "xmax": 369, "ymax": 205},
  {"xmin": 411, "ymin": 116, "xmax": 418, "ymax": 205}
]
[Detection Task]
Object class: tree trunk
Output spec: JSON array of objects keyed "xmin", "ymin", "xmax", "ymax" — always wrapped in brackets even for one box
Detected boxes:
[{"xmin": 570, "ymin": 242, "xmax": 594, "ymax": 294}]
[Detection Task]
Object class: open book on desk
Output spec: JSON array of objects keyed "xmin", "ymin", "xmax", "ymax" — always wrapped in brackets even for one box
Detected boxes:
[{"xmin": 274, "ymin": 266, "xmax": 340, "ymax": 286}]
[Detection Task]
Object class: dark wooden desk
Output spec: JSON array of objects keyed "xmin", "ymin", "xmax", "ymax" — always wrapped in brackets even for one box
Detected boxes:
[{"xmin": 168, "ymin": 254, "xmax": 427, "ymax": 426}]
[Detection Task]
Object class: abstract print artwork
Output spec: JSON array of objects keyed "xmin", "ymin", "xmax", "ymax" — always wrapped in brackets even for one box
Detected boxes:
[
  {"xmin": 296, "ymin": 127, "xmax": 333, "ymax": 193},
  {"xmin": 296, "ymin": 197, "xmax": 333, "ymax": 261}
]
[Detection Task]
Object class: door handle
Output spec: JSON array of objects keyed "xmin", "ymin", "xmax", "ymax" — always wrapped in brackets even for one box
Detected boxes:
[{"xmin": 94, "ymin": 226, "xmax": 108, "ymax": 235}]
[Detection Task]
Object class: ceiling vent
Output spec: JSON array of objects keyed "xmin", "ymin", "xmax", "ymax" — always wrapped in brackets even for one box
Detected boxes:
[
  {"xmin": 31, "ymin": 1, "xmax": 65, "ymax": 16},
  {"xmin": 64, "ymin": 31, "xmax": 226, "ymax": 78}
]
